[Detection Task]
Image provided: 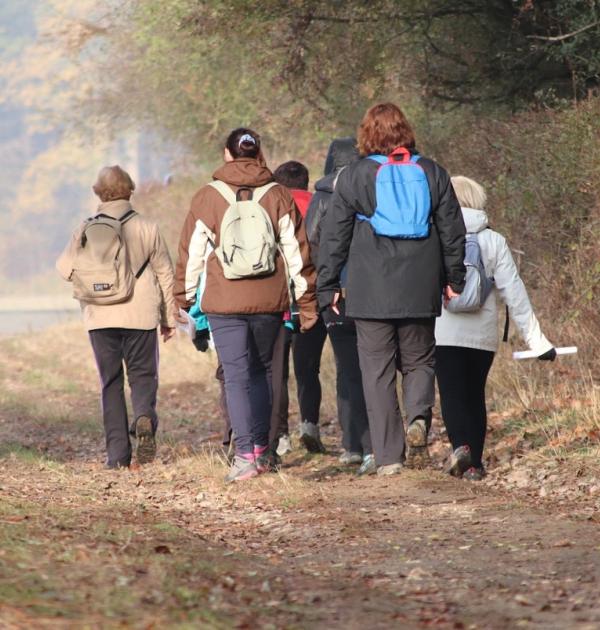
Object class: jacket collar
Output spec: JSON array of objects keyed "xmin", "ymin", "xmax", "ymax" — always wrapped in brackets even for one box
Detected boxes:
[{"xmin": 96, "ymin": 199, "xmax": 132, "ymax": 219}]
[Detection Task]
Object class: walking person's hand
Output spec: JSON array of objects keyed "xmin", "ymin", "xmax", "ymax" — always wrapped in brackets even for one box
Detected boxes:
[
  {"xmin": 443, "ymin": 285, "xmax": 460, "ymax": 307},
  {"xmin": 538, "ymin": 348, "xmax": 557, "ymax": 361},
  {"xmin": 174, "ymin": 308, "xmax": 188, "ymax": 325},
  {"xmin": 161, "ymin": 326, "xmax": 175, "ymax": 342},
  {"xmin": 331, "ymin": 291, "xmax": 341, "ymax": 315}
]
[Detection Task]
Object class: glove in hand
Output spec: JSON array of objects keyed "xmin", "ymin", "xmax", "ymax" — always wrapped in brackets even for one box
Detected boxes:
[
  {"xmin": 538, "ymin": 348, "xmax": 557, "ymax": 361},
  {"xmin": 192, "ymin": 329, "xmax": 210, "ymax": 352}
]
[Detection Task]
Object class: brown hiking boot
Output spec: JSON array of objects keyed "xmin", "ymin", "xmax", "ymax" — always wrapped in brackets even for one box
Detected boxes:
[
  {"xmin": 135, "ymin": 416, "xmax": 156, "ymax": 465},
  {"xmin": 405, "ymin": 418, "xmax": 430, "ymax": 469},
  {"xmin": 446, "ymin": 445, "xmax": 472, "ymax": 478}
]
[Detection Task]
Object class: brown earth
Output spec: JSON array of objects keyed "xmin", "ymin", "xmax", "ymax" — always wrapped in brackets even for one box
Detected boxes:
[{"xmin": 1, "ymin": 324, "xmax": 599, "ymax": 628}]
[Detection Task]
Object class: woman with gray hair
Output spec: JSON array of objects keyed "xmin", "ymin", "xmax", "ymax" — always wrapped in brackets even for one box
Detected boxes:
[
  {"xmin": 436, "ymin": 176, "xmax": 556, "ymax": 481},
  {"xmin": 57, "ymin": 165, "xmax": 177, "ymax": 469}
]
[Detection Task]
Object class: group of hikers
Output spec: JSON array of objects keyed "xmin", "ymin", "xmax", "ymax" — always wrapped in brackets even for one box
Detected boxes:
[{"xmin": 57, "ymin": 102, "xmax": 556, "ymax": 483}]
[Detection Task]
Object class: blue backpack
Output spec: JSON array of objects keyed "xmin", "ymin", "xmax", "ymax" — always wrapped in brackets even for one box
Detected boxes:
[{"xmin": 357, "ymin": 147, "xmax": 432, "ymax": 239}]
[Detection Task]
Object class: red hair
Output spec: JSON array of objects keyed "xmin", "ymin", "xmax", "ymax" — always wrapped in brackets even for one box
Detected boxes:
[{"xmin": 357, "ymin": 103, "xmax": 416, "ymax": 156}]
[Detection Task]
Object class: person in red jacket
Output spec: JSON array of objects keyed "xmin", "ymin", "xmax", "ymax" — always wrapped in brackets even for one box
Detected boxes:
[{"xmin": 272, "ymin": 161, "xmax": 327, "ymax": 455}]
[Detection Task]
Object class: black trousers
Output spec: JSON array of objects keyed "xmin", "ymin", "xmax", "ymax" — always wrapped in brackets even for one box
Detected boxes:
[
  {"xmin": 89, "ymin": 328, "xmax": 159, "ymax": 467},
  {"xmin": 292, "ymin": 316, "xmax": 327, "ymax": 425},
  {"xmin": 355, "ymin": 318, "xmax": 436, "ymax": 466},
  {"xmin": 269, "ymin": 325, "xmax": 292, "ymax": 443},
  {"xmin": 435, "ymin": 346, "xmax": 495, "ymax": 468},
  {"xmin": 325, "ymin": 301, "xmax": 372, "ymax": 455}
]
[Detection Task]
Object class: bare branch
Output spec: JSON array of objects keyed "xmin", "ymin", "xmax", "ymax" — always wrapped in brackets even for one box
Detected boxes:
[{"xmin": 527, "ymin": 20, "xmax": 600, "ymax": 43}]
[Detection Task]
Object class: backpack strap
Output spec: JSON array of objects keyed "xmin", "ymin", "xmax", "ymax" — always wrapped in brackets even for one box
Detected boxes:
[
  {"xmin": 119, "ymin": 209, "xmax": 137, "ymax": 224},
  {"xmin": 208, "ymin": 180, "xmax": 237, "ymax": 205},
  {"xmin": 135, "ymin": 257, "xmax": 151, "ymax": 279},
  {"xmin": 367, "ymin": 154, "xmax": 387, "ymax": 165},
  {"xmin": 252, "ymin": 181, "xmax": 278, "ymax": 204},
  {"xmin": 502, "ymin": 305, "xmax": 510, "ymax": 342}
]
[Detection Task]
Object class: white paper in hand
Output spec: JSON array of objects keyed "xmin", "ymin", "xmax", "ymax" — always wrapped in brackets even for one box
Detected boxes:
[
  {"xmin": 176, "ymin": 308, "xmax": 196, "ymax": 340},
  {"xmin": 513, "ymin": 346, "xmax": 577, "ymax": 360}
]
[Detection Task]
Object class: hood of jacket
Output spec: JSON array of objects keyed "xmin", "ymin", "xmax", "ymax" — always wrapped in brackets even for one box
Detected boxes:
[
  {"xmin": 462, "ymin": 207, "xmax": 489, "ymax": 233},
  {"xmin": 323, "ymin": 137, "xmax": 359, "ymax": 175},
  {"xmin": 314, "ymin": 172, "xmax": 337, "ymax": 194},
  {"xmin": 212, "ymin": 158, "xmax": 273, "ymax": 188}
]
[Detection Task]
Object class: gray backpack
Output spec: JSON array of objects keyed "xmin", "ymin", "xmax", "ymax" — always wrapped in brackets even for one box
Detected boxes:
[
  {"xmin": 445, "ymin": 232, "xmax": 494, "ymax": 313},
  {"xmin": 209, "ymin": 180, "xmax": 278, "ymax": 280},
  {"xmin": 71, "ymin": 210, "xmax": 149, "ymax": 305}
]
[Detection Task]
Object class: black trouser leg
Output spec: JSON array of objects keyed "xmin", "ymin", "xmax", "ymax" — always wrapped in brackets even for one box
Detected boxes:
[
  {"xmin": 89, "ymin": 328, "xmax": 131, "ymax": 466},
  {"xmin": 328, "ymin": 319, "xmax": 372, "ymax": 455},
  {"xmin": 435, "ymin": 346, "xmax": 495, "ymax": 468},
  {"xmin": 122, "ymin": 329, "xmax": 159, "ymax": 436},
  {"xmin": 354, "ymin": 319, "xmax": 404, "ymax": 466},
  {"xmin": 396, "ymin": 318, "xmax": 436, "ymax": 430},
  {"xmin": 292, "ymin": 316, "xmax": 327, "ymax": 425},
  {"xmin": 268, "ymin": 325, "xmax": 292, "ymax": 445}
]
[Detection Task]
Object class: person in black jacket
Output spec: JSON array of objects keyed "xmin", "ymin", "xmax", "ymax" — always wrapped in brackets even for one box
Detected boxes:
[
  {"xmin": 305, "ymin": 138, "xmax": 374, "ymax": 474},
  {"xmin": 317, "ymin": 103, "xmax": 466, "ymax": 475}
]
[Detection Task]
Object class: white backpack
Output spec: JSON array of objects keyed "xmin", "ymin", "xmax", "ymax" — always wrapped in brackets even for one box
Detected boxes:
[
  {"xmin": 209, "ymin": 180, "xmax": 278, "ymax": 280},
  {"xmin": 70, "ymin": 210, "xmax": 149, "ymax": 305}
]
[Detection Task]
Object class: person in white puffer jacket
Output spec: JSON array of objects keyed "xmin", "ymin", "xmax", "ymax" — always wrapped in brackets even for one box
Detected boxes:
[{"xmin": 435, "ymin": 176, "xmax": 556, "ymax": 481}]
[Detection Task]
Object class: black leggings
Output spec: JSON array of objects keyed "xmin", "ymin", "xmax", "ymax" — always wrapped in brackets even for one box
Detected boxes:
[
  {"xmin": 435, "ymin": 346, "xmax": 494, "ymax": 468},
  {"xmin": 292, "ymin": 316, "xmax": 327, "ymax": 424}
]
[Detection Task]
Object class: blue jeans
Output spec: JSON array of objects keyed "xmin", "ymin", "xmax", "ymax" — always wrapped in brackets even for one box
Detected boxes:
[{"xmin": 208, "ymin": 313, "xmax": 282, "ymax": 455}]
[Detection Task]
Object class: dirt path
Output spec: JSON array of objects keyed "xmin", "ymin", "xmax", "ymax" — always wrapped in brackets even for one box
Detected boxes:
[
  {"xmin": 1, "ymin": 438, "xmax": 600, "ymax": 629},
  {"xmin": 1, "ymin": 327, "xmax": 599, "ymax": 628}
]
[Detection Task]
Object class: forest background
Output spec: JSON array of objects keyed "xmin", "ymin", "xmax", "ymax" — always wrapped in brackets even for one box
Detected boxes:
[{"xmin": 1, "ymin": 0, "xmax": 599, "ymax": 391}]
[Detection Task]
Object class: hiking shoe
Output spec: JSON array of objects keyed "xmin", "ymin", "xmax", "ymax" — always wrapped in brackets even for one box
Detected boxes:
[
  {"xmin": 463, "ymin": 466, "xmax": 485, "ymax": 482},
  {"xmin": 357, "ymin": 453, "xmax": 377, "ymax": 476},
  {"xmin": 405, "ymin": 418, "xmax": 430, "ymax": 469},
  {"xmin": 377, "ymin": 463, "xmax": 403, "ymax": 476},
  {"xmin": 299, "ymin": 422, "xmax": 326, "ymax": 454},
  {"xmin": 339, "ymin": 451, "xmax": 363, "ymax": 465},
  {"xmin": 254, "ymin": 445, "xmax": 282, "ymax": 474},
  {"xmin": 276, "ymin": 434, "xmax": 293, "ymax": 456},
  {"xmin": 225, "ymin": 455, "xmax": 258, "ymax": 484},
  {"xmin": 135, "ymin": 416, "xmax": 156, "ymax": 465},
  {"xmin": 406, "ymin": 418, "xmax": 427, "ymax": 447},
  {"xmin": 446, "ymin": 445, "xmax": 472, "ymax": 478}
]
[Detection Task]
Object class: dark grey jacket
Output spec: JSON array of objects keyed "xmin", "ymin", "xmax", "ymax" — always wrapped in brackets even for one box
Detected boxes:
[
  {"xmin": 306, "ymin": 137, "xmax": 359, "ymax": 269},
  {"xmin": 317, "ymin": 154, "xmax": 466, "ymax": 319}
]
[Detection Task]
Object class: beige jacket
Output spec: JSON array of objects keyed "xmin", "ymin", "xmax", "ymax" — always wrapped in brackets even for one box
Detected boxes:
[{"xmin": 56, "ymin": 200, "xmax": 177, "ymax": 332}]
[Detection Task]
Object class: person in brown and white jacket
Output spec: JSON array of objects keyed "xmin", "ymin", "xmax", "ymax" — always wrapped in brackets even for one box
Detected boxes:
[
  {"xmin": 174, "ymin": 127, "xmax": 317, "ymax": 483},
  {"xmin": 57, "ymin": 165, "xmax": 176, "ymax": 469}
]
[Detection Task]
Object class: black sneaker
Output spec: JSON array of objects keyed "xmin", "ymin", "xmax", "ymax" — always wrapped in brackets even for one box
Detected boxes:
[
  {"xmin": 446, "ymin": 445, "xmax": 472, "ymax": 478},
  {"xmin": 135, "ymin": 416, "xmax": 156, "ymax": 465}
]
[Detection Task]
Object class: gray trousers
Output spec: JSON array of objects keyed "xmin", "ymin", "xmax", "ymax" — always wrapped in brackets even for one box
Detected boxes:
[
  {"xmin": 354, "ymin": 318, "xmax": 435, "ymax": 466},
  {"xmin": 89, "ymin": 328, "xmax": 159, "ymax": 467}
]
